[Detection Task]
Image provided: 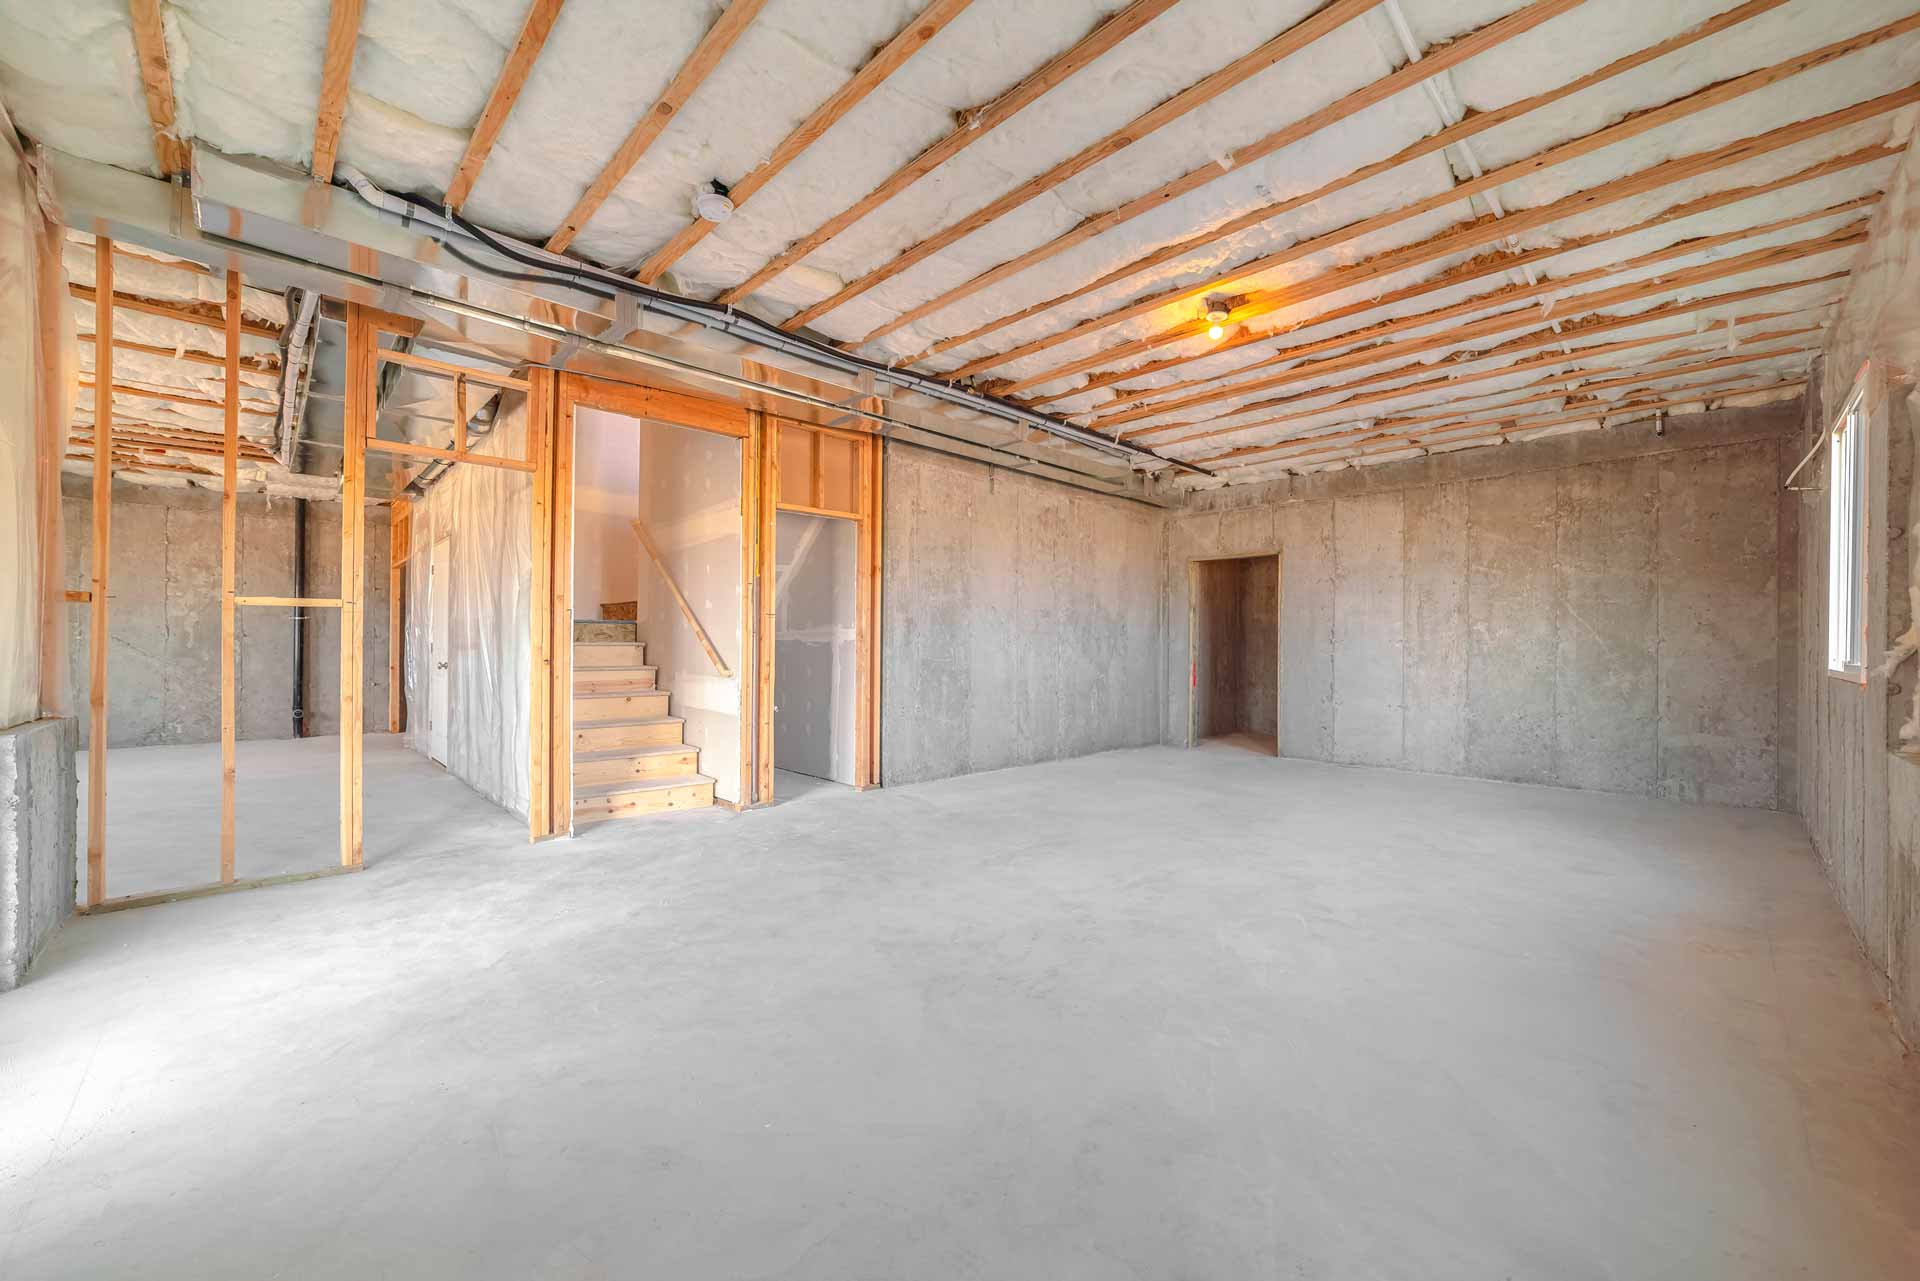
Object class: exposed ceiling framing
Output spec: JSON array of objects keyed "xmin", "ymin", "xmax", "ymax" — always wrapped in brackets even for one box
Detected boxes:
[{"xmin": 4, "ymin": 0, "xmax": 1916, "ymax": 487}]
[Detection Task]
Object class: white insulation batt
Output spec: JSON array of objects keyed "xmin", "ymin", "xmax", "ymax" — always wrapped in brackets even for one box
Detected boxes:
[{"xmin": 6, "ymin": 0, "xmax": 1920, "ymax": 478}]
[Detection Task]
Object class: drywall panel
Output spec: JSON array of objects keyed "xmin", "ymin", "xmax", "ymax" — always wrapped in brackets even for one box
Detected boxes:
[
  {"xmin": 774, "ymin": 511, "xmax": 856, "ymax": 785},
  {"xmin": 882, "ymin": 446, "xmax": 1161, "ymax": 786},
  {"xmin": 571, "ymin": 410, "xmax": 641, "ymax": 619},
  {"xmin": 635, "ymin": 414, "xmax": 743, "ymax": 805}
]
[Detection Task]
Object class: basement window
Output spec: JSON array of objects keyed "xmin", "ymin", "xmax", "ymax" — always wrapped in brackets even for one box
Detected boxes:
[{"xmin": 1827, "ymin": 390, "xmax": 1867, "ymax": 679}]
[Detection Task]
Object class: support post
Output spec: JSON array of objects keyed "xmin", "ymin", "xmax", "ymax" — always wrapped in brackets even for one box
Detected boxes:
[
  {"xmin": 220, "ymin": 267, "xmax": 240, "ymax": 882},
  {"xmin": 855, "ymin": 401, "xmax": 884, "ymax": 788},
  {"xmin": 87, "ymin": 238, "xmax": 113, "ymax": 906},
  {"xmin": 528, "ymin": 366, "xmax": 555, "ymax": 839},
  {"xmin": 340, "ymin": 304, "xmax": 370, "ymax": 868}
]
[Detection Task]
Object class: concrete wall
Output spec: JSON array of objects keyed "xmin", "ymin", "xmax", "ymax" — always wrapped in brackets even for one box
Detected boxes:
[
  {"xmin": 1, "ymin": 716, "xmax": 75, "ymax": 990},
  {"xmin": 63, "ymin": 476, "xmax": 390, "ymax": 747},
  {"xmin": 1796, "ymin": 360, "xmax": 1920, "ymax": 1043},
  {"xmin": 1168, "ymin": 402, "xmax": 1802, "ymax": 808},
  {"xmin": 881, "ymin": 443, "xmax": 1163, "ymax": 786}
]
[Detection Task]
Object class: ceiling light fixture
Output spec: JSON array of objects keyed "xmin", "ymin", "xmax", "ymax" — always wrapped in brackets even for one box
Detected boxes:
[
  {"xmin": 1204, "ymin": 294, "xmax": 1235, "ymax": 341},
  {"xmin": 694, "ymin": 179, "xmax": 735, "ymax": 223}
]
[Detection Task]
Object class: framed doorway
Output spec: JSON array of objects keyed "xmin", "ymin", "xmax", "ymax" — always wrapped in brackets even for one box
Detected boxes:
[{"xmin": 1188, "ymin": 553, "xmax": 1281, "ymax": 755}]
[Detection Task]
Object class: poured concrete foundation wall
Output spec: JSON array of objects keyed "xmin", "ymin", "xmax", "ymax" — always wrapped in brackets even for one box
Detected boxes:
[
  {"xmin": 62, "ymin": 476, "xmax": 390, "ymax": 747},
  {"xmin": 1169, "ymin": 402, "xmax": 1802, "ymax": 809},
  {"xmin": 0, "ymin": 716, "xmax": 75, "ymax": 990},
  {"xmin": 881, "ymin": 445, "xmax": 1163, "ymax": 786},
  {"xmin": 1795, "ymin": 360, "xmax": 1920, "ymax": 1043}
]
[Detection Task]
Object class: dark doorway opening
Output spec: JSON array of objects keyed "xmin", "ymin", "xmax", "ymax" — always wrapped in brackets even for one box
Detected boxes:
[{"xmin": 1189, "ymin": 554, "xmax": 1280, "ymax": 755}]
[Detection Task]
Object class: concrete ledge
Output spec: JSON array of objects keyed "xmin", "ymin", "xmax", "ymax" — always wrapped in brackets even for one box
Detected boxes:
[{"xmin": 1, "ymin": 717, "xmax": 78, "ymax": 991}]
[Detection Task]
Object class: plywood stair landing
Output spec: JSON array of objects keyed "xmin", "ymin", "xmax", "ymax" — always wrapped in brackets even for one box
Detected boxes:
[{"xmin": 573, "ymin": 619, "xmax": 714, "ymax": 825}]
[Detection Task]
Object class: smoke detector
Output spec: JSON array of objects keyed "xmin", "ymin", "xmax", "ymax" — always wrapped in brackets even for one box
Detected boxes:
[{"xmin": 694, "ymin": 179, "xmax": 735, "ymax": 223}]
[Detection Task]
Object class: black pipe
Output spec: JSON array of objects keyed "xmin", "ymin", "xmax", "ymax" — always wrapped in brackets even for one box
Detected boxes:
[{"xmin": 292, "ymin": 497, "xmax": 308, "ymax": 737}]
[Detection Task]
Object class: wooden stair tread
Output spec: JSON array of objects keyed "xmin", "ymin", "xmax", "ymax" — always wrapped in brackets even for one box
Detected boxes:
[
  {"xmin": 574, "ymin": 744, "xmax": 697, "ymax": 762},
  {"xmin": 575, "ymin": 690, "xmax": 672, "ymax": 701},
  {"xmin": 574, "ymin": 774, "xmax": 714, "ymax": 799},
  {"xmin": 574, "ymin": 640, "xmax": 645, "ymax": 647},
  {"xmin": 575, "ymin": 713, "xmax": 682, "ymax": 727}
]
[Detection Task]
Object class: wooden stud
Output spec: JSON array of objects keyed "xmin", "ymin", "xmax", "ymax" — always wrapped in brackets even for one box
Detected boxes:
[
  {"xmin": 545, "ymin": 0, "xmax": 768, "ymax": 253},
  {"xmin": 311, "ymin": 0, "xmax": 365, "ymax": 185},
  {"xmin": 528, "ymin": 367, "xmax": 555, "ymax": 839},
  {"xmin": 974, "ymin": 18, "xmax": 1920, "ymax": 392},
  {"xmin": 781, "ymin": 0, "xmax": 1379, "ymax": 332},
  {"xmin": 916, "ymin": 0, "xmax": 1794, "ymax": 366},
  {"xmin": 65, "ymin": 590, "xmax": 92, "ymax": 604},
  {"xmin": 127, "ymin": 0, "xmax": 190, "ymax": 175},
  {"xmin": 634, "ymin": 0, "xmax": 975, "ymax": 284},
  {"xmin": 220, "ymin": 268, "xmax": 239, "ymax": 883},
  {"xmin": 70, "ymin": 282, "xmax": 281, "ymax": 339},
  {"xmin": 446, "ymin": 0, "xmax": 568, "ymax": 209},
  {"xmin": 86, "ymin": 238, "xmax": 112, "ymax": 908},
  {"xmin": 545, "ymin": 369, "xmax": 572, "ymax": 836},
  {"xmin": 738, "ymin": 417, "xmax": 758, "ymax": 809},
  {"xmin": 341, "ymin": 304, "xmax": 371, "ymax": 869},
  {"xmin": 364, "ymin": 436, "xmax": 538, "ymax": 472},
  {"xmin": 858, "ymin": 0, "xmax": 1586, "ymax": 346},
  {"xmin": 854, "ymin": 405, "xmax": 883, "ymax": 788},
  {"xmin": 374, "ymin": 346, "xmax": 528, "ymax": 389},
  {"xmin": 1090, "ymin": 196, "xmax": 1878, "ymax": 432},
  {"xmin": 808, "ymin": 427, "xmax": 824, "ymax": 509},
  {"xmin": 1064, "ymin": 154, "xmax": 1892, "ymax": 415},
  {"xmin": 749, "ymin": 383, "xmax": 777, "ymax": 805},
  {"xmin": 454, "ymin": 375, "xmax": 469, "ymax": 454},
  {"xmin": 716, "ymin": 0, "xmax": 1178, "ymax": 307}
]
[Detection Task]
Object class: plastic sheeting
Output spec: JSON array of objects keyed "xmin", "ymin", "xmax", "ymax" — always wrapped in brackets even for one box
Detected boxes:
[
  {"xmin": 400, "ymin": 397, "xmax": 532, "ymax": 818},
  {"xmin": 1823, "ymin": 122, "xmax": 1920, "ymax": 419},
  {"xmin": 0, "ymin": 103, "xmax": 72, "ymax": 730}
]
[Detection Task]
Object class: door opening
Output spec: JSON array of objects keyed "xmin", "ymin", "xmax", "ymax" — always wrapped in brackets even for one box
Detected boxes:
[
  {"xmin": 1189, "ymin": 554, "xmax": 1280, "ymax": 755},
  {"xmin": 773, "ymin": 509, "xmax": 859, "ymax": 793},
  {"xmin": 428, "ymin": 533, "xmax": 451, "ymax": 766}
]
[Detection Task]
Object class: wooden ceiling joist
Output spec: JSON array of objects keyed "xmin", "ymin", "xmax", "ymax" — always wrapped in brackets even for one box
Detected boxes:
[
  {"xmin": 69, "ymin": 283, "xmax": 281, "ymax": 339},
  {"xmin": 856, "ymin": 0, "xmax": 1589, "ymax": 348},
  {"xmin": 80, "ymin": 337, "xmax": 279, "ymax": 374},
  {"xmin": 71, "ymin": 424, "xmax": 276, "ymax": 461},
  {"xmin": 1136, "ymin": 316, "xmax": 1824, "ymax": 448},
  {"xmin": 1229, "ymin": 374, "xmax": 1808, "ymax": 474},
  {"xmin": 988, "ymin": 75, "xmax": 1920, "ymax": 401},
  {"xmin": 634, "ymin": 0, "xmax": 975, "ymax": 285},
  {"xmin": 445, "ymin": 0, "xmax": 567, "ymax": 209},
  {"xmin": 1088, "ymin": 192, "xmax": 1879, "ymax": 433},
  {"xmin": 966, "ymin": 12, "xmax": 1920, "ymax": 394},
  {"xmin": 311, "ymin": 0, "xmax": 366, "ymax": 185},
  {"xmin": 1053, "ymin": 145, "xmax": 1896, "ymax": 414},
  {"xmin": 127, "ymin": 0, "xmax": 189, "ymax": 176},
  {"xmin": 79, "ymin": 377, "xmax": 278, "ymax": 415},
  {"xmin": 545, "ymin": 0, "xmax": 769, "ymax": 254},
  {"xmin": 778, "ymin": 0, "xmax": 1384, "ymax": 334},
  {"xmin": 1188, "ymin": 342, "xmax": 1817, "ymax": 467},
  {"xmin": 1097, "ymin": 226, "xmax": 1861, "ymax": 429},
  {"xmin": 912, "ymin": 0, "xmax": 1795, "ymax": 368},
  {"xmin": 713, "ymin": 0, "xmax": 1181, "ymax": 308}
]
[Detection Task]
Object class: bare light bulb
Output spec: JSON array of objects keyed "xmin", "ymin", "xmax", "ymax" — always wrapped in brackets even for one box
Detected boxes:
[{"xmin": 1208, "ymin": 322, "xmax": 1224, "ymax": 341}]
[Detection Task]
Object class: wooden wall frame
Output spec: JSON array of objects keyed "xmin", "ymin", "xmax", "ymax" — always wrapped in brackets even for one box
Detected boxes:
[{"xmin": 757, "ymin": 414, "xmax": 884, "ymax": 798}]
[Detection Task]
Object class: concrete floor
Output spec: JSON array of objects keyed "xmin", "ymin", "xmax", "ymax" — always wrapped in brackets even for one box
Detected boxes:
[
  {"xmin": 4, "ymin": 746, "xmax": 1918, "ymax": 1278},
  {"xmin": 75, "ymin": 735, "xmax": 518, "ymax": 902}
]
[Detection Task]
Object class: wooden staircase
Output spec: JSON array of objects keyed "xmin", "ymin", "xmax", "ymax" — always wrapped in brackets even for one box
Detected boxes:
[{"xmin": 572, "ymin": 619, "xmax": 715, "ymax": 825}]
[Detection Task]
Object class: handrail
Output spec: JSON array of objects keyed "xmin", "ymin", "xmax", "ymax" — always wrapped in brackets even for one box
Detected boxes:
[{"xmin": 630, "ymin": 518, "xmax": 731, "ymax": 677}]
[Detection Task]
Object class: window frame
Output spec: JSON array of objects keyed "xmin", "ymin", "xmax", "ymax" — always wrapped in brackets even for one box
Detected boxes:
[{"xmin": 1827, "ymin": 383, "xmax": 1869, "ymax": 682}]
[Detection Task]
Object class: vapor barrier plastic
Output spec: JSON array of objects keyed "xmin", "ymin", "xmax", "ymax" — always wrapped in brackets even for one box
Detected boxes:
[
  {"xmin": 400, "ymin": 397, "xmax": 532, "ymax": 818},
  {"xmin": 1823, "ymin": 125, "xmax": 1920, "ymax": 419},
  {"xmin": 0, "ymin": 104, "xmax": 71, "ymax": 729}
]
